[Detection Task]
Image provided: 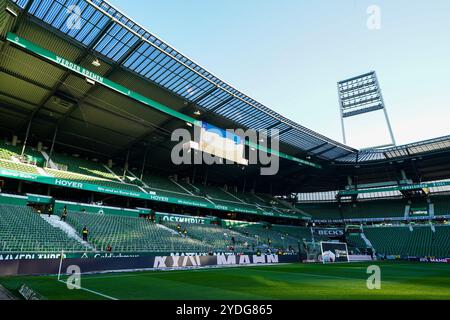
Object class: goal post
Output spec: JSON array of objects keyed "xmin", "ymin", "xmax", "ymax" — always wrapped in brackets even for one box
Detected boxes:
[
  {"xmin": 320, "ymin": 242, "xmax": 349, "ymax": 264},
  {"xmin": 57, "ymin": 249, "xmax": 64, "ymax": 281},
  {"xmin": 302, "ymin": 241, "xmax": 322, "ymax": 263}
]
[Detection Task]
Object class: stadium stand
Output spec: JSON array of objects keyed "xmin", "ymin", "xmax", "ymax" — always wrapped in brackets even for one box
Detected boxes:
[
  {"xmin": 45, "ymin": 168, "xmax": 144, "ymax": 193},
  {"xmin": 65, "ymin": 211, "xmax": 212, "ymax": 252},
  {"xmin": 346, "ymin": 233, "xmax": 368, "ymax": 250},
  {"xmin": 0, "ymin": 195, "xmax": 448, "ymax": 260},
  {"xmin": 0, "ymin": 141, "xmax": 298, "ymax": 214},
  {"xmin": 0, "ymin": 141, "xmax": 343, "ymax": 220},
  {"xmin": 0, "ymin": 0, "xmax": 449, "ymax": 272},
  {"xmin": 0, "ymin": 142, "xmax": 145, "ymax": 192},
  {"xmin": 297, "ymin": 199, "xmax": 408, "ymax": 220},
  {"xmin": 129, "ymin": 172, "xmax": 228, "ymax": 205},
  {"xmin": 0, "ymin": 141, "xmax": 43, "ymax": 174},
  {"xmin": 164, "ymin": 221, "xmax": 257, "ymax": 252},
  {"xmin": 296, "ymin": 202, "xmax": 342, "ymax": 219},
  {"xmin": 0, "ymin": 141, "xmax": 44, "ymax": 163},
  {"xmin": 251, "ymin": 194, "xmax": 280, "ymax": 207},
  {"xmin": 271, "ymin": 224, "xmax": 312, "ymax": 241},
  {"xmin": 0, "ymin": 142, "xmax": 18, "ymax": 160},
  {"xmin": 48, "ymin": 153, "xmax": 118, "ymax": 181},
  {"xmin": 211, "ymin": 198, "xmax": 259, "ymax": 213},
  {"xmin": 364, "ymin": 225, "xmax": 450, "ymax": 258},
  {"xmin": 231, "ymin": 224, "xmax": 303, "ymax": 249},
  {"xmin": 202, "ymin": 185, "xmax": 241, "ymax": 202},
  {"xmin": 431, "ymin": 195, "xmax": 450, "ymax": 216},
  {"xmin": 140, "ymin": 173, "xmax": 187, "ymax": 194},
  {"xmin": 173, "ymin": 179, "xmax": 202, "ymax": 195},
  {"xmin": 0, "ymin": 159, "xmax": 40, "ymax": 175},
  {"xmin": 195, "ymin": 186, "xmax": 296, "ymax": 215},
  {"xmin": 225, "ymin": 190, "xmax": 254, "ymax": 204},
  {"xmin": 0, "ymin": 204, "xmax": 87, "ymax": 252},
  {"xmin": 340, "ymin": 199, "xmax": 406, "ymax": 219}
]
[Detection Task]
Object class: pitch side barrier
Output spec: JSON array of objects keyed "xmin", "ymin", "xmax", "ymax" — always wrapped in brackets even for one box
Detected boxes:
[{"xmin": 0, "ymin": 253, "xmax": 299, "ymax": 276}]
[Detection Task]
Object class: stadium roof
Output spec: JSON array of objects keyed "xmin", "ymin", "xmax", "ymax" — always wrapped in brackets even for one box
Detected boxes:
[
  {"xmin": 337, "ymin": 135, "xmax": 450, "ymax": 163},
  {"xmin": 1, "ymin": 0, "xmax": 450, "ymax": 193},
  {"xmin": 4, "ymin": 0, "xmax": 450, "ymax": 164},
  {"xmin": 6, "ymin": 0, "xmax": 357, "ymax": 162}
]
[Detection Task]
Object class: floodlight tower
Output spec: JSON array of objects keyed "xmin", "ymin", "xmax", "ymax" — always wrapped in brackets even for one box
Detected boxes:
[{"xmin": 337, "ymin": 71, "xmax": 396, "ymax": 148}]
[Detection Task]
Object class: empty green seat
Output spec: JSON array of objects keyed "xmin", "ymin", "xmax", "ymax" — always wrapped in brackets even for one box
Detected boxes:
[
  {"xmin": 364, "ymin": 225, "xmax": 450, "ymax": 258},
  {"xmin": 0, "ymin": 204, "xmax": 88, "ymax": 252},
  {"xmin": 164, "ymin": 221, "xmax": 257, "ymax": 252},
  {"xmin": 65, "ymin": 211, "xmax": 212, "ymax": 252}
]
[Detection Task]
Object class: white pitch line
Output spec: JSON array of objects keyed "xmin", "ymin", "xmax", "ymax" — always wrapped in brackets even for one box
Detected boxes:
[
  {"xmin": 71, "ymin": 263, "xmax": 292, "ymax": 280},
  {"xmin": 246, "ymin": 268, "xmax": 359, "ymax": 281},
  {"xmin": 57, "ymin": 279, "xmax": 118, "ymax": 300}
]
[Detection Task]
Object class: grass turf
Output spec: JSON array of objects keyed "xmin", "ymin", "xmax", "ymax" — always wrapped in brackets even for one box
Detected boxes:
[{"xmin": 1, "ymin": 262, "xmax": 449, "ymax": 300}]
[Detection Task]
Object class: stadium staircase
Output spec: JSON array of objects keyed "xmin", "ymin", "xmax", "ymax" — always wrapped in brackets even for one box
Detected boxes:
[
  {"xmin": 360, "ymin": 232, "xmax": 374, "ymax": 250},
  {"xmin": 429, "ymin": 203, "xmax": 435, "ymax": 218},
  {"xmin": 404, "ymin": 204, "xmax": 411, "ymax": 219},
  {"xmin": 40, "ymin": 151, "xmax": 57, "ymax": 169},
  {"xmin": 40, "ymin": 215, "xmax": 93, "ymax": 250},
  {"xmin": 170, "ymin": 178, "xmax": 199, "ymax": 196}
]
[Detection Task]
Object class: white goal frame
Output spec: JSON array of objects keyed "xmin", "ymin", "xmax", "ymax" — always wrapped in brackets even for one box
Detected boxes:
[{"xmin": 320, "ymin": 241, "xmax": 350, "ymax": 264}]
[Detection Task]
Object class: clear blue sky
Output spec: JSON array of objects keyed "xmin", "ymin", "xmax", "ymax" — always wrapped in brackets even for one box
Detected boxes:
[{"xmin": 109, "ymin": 0, "xmax": 450, "ymax": 149}]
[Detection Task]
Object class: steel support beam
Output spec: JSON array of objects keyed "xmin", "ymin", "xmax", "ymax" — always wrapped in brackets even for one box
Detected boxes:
[
  {"xmin": 57, "ymin": 38, "xmax": 143, "ymax": 126},
  {"xmin": 18, "ymin": 19, "xmax": 115, "ymax": 133},
  {"xmin": 315, "ymin": 145, "xmax": 337, "ymax": 156},
  {"xmin": 305, "ymin": 142, "xmax": 329, "ymax": 153}
]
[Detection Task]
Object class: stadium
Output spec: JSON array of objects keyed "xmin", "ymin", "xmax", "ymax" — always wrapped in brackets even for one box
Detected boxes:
[{"xmin": 0, "ymin": 0, "xmax": 449, "ymax": 304}]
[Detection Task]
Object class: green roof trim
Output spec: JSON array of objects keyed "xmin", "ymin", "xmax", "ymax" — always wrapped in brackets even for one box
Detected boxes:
[
  {"xmin": 0, "ymin": 167, "xmax": 305, "ymax": 220},
  {"xmin": 339, "ymin": 180, "xmax": 450, "ymax": 196},
  {"xmin": 6, "ymin": 32, "xmax": 201, "ymax": 126}
]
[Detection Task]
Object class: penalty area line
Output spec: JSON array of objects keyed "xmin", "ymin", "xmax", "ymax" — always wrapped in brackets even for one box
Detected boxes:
[{"xmin": 57, "ymin": 279, "xmax": 118, "ymax": 300}]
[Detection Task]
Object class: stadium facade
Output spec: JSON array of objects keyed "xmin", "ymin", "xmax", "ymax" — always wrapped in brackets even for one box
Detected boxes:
[{"xmin": 0, "ymin": 0, "xmax": 449, "ymax": 279}]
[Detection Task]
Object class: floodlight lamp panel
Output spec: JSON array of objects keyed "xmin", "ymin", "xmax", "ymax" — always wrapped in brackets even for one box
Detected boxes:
[{"xmin": 6, "ymin": 6, "xmax": 18, "ymax": 17}]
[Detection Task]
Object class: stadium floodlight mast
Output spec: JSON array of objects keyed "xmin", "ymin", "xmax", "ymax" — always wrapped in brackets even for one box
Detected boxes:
[{"xmin": 337, "ymin": 71, "xmax": 396, "ymax": 149}]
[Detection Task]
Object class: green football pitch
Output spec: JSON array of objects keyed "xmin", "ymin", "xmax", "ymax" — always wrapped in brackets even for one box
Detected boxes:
[{"xmin": 1, "ymin": 262, "xmax": 449, "ymax": 300}]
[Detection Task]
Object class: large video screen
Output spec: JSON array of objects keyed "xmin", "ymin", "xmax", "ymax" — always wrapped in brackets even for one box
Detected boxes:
[{"xmin": 199, "ymin": 122, "xmax": 248, "ymax": 165}]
